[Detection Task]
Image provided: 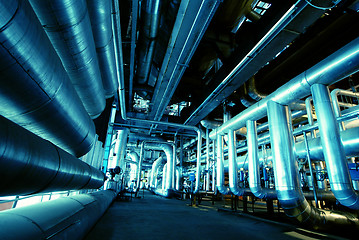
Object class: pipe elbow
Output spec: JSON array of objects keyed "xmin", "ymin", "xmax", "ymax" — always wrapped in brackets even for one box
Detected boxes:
[
  {"xmin": 217, "ymin": 186, "xmax": 230, "ymax": 195},
  {"xmin": 333, "ymin": 188, "xmax": 359, "ymax": 210}
]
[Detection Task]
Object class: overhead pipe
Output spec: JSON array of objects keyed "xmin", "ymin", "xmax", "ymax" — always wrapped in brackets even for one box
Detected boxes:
[
  {"xmin": 112, "ymin": 1, "xmax": 203, "ymax": 193},
  {"xmin": 149, "ymin": 0, "xmax": 221, "ymax": 120},
  {"xmin": 247, "ymin": 120, "xmax": 276, "ymax": 199},
  {"xmin": 267, "ymin": 100, "xmax": 358, "ymax": 228},
  {"xmin": 0, "ymin": 190, "xmax": 116, "ymax": 240},
  {"xmin": 0, "ymin": 0, "xmax": 96, "ymax": 157},
  {"xmin": 209, "ymin": 36, "xmax": 359, "ymax": 140},
  {"xmin": 0, "ymin": 115, "xmax": 104, "ymax": 197},
  {"xmin": 136, "ymin": 0, "xmax": 161, "ymax": 86},
  {"xmin": 150, "ymin": 156, "xmax": 164, "ymax": 188},
  {"xmin": 87, "ymin": 0, "xmax": 118, "ymax": 98},
  {"xmin": 29, "ymin": 0, "xmax": 106, "ymax": 119},
  {"xmin": 311, "ymin": 84, "xmax": 359, "ymax": 209}
]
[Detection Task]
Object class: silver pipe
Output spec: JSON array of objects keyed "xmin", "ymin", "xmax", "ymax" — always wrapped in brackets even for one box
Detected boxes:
[
  {"xmin": 87, "ymin": 0, "xmax": 118, "ymax": 98},
  {"xmin": 331, "ymin": 88, "xmax": 359, "ymax": 131},
  {"xmin": 29, "ymin": 0, "xmax": 106, "ymax": 118},
  {"xmin": 209, "ymin": 36, "xmax": 359, "ymax": 139},
  {"xmin": 216, "ymin": 134, "xmax": 230, "ymax": 194},
  {"xmin": 128, "ymin": 151, "xmax": 139, "ymax": 183},
  {"xmin": 138, "ymin": 141, "xmax": 175, "ymax": 192},
  {"xmin": 267, "ymin": 100, "xmax": 359, "ymax": 228},
  {"xmin": 176, "ymin": 167, "xmax": 181, "ymax": 191},
  {"xmin": 149, "ymin": 156, "xmax": 164, "ymax": 188},
  {"xmin": 205, "ymin": 128, "xmax": 210, "ymax": 191},
  {"xmin": 116, "ymin": 129, "xmax": 129, "ymax": 170},
  {"xmin": 0, "ymin": 116, "xmax": 104, "ymax": 197},
  {"xmin": 129, "ymin": 0, "xmax": 139, "ymax": 108},
  {"xmin": 311, "ymin": 84, "xmax": 359, "ymax": 209},
  {"xmin": 150, "ymin": 0, "xmax": 221, "ymax": 121},
  {"xmin": 305, "ymin": 96, "xmax": 317, "ymax": 138},
  {"xmin": 247, "ymin": 120, "xmax": 276, "ymax": 199},
  {"xmin": 0, "ymin": 190, "xmax": 116, "ymax": 240},
  {"xmin": 162, "ymin": 163, "xmax": 167, "ymax": 190},
  {"xmin": 228, "ymin": 128, "xmax": 243, "ymax": 195},
  {"xmin": 0, "ymin": 0, "xmax": 96, "ymax": 157},
  {"xmin": 136, "ymin": 0, "xmax": 161, "ymax": 85}
]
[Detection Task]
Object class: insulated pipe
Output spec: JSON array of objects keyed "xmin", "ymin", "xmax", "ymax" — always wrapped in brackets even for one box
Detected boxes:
[
  {"xmin": 128, "ymin": 151, "xmax": 139, "ymax": 183},
  {"xmin": 228, "ymin": 128, "xmax": 243, "ymax": 195},
  {"xmin": 247, "ymin": 120, "xmax": 276, "ymax": 199},
  {"xmin": 0, "ymin": 0, "xmax": 96, "ymax": 157},
  {"xmin": 210, "ymin": 37, "xmax": 359, "ymax": 139},
  {"xmin": 311, "ymin": 84, "xmax": 359, "ymax": 209},
  {"xmin": 205, "ymin": 128, "xmax": 210, "ymax": 191},
  {"xmin": 138, "ymin": 141, "xmax": 175, "ymax": 192},
  {"xmin": 331, "ymin": 88, "xmax": 359, "ymax": 131},
  {"xmin": 28, "ymin": 0, "xmax": 106, "ymax": 118},
  {"xmin": 115, "ymin": 129, "xmax": 129, "ymax": 170},
  {"xmin": 150, "ymin": 156, "xmax": 164, "ymax": 188},
  {"xmin": 136, "ymin": 0, "xmax": 161, "ymax": 85},
  {"xmin": 0, "ymin": 116, "xmax": 104, "ymax": 197},
  {"xmin": 267, "ymin": 101, "xmax": 358, "ymax": 228},
  {"xmin": 216, "ymin": 134, "xmax": 230, "ymax": 194},
  {"xmin": 176, "ymin": 167, "xmax": 181, "ymax": 191},
  {"xmin": 87, "ymin": 0, "xmax": 118, "ymax": 98},
  {"xmin": 0, "ymin": 190, "xmax": 116, "ymax": 240},
  {"xmin": 162, "ymin": 164, "xmax": 167, "ymax": 190}
]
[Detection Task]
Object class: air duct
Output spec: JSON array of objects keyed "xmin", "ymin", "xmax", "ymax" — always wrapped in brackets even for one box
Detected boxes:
[
  {"xmin": 28, "ymin": 0, "xmax": 106, "ymax": 118},
  {"xmin": 87, "ymin": 0, "xmax": 118, "ymax": 98},
  {"xmin": 0, "ymin": 115, "xmax": 104, "ymax": 197},
  {"xmin": 0, "ymin": 0, "xmax": 96, "ymax": 157},
  {"xmin": 267, "ymin": 100, "xmax": 359, "ymax": 229},
  {"xmin": 311, "ymin": 84, "xmax": 359, "ymax": 209},
  {"xmin": 0, "ymin": 190, "xmax": 116, "ymax": 240}
]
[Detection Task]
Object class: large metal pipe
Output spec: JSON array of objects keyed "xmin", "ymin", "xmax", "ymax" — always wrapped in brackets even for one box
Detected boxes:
[
  {"xmin": 87, "ymin": 0, "xmax": 118, "ymax": 98},
  {"xmin": 0, "ymin": 190, "xmax": 116, "ymax": 240},
  {"xmin": 150, "ymin": 156, "xmax": 164, "ymax": 188},
  {"xmin": 0, "ymin": 0, "xmax": 96, "ymax": 157},
  {"xmin": 128, "ymin": 151, "xmax": 139, "ymax": 184},
  {"xmin": 267, "ymin": 100, "xmax": 358, "ymax": 228},
  {"xmin": 311, "ymin": 84, "xmax": 359, "ymax": 209},
  {"xmin": 216, "ymin": 134, "xmax": 230, "ymax": 195},
  {"xmin": 247, "ymin": 120, "xmax": 276, "ymax": 199},
  {"xmin": 228, "ymin": 128, "xmax": 244, "ymax": 195},
  {"xmin": 0, "ymin": 115, "xmax": 104, "ymax": 197},
  {"xmin": 138, "ymin": 141, "xmax": 175, "ymax": 193},
  {"xmin": 114, "ymin": 129, "xmax": 129, "ymax": 170},
  {"xmin": 136, "ymin": 0, "xmax": 161, "ymax": 85},
  {"xmin": 210, "ymin": 36, "xmax": 359, "ymax": 139},
  {"xmin": 28, "ymin": 0, "xmax": 106, "ymax": 118}
]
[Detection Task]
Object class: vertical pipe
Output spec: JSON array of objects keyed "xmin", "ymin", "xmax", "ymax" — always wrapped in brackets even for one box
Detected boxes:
[
  {"xmin": 305, "ymin": 97, "xmax": 317, "ymax": 138},
  {"xmin": 206, "ymin": 128, "xmax": 210, "ymax": 191},
  {"xmin": 162, "ymin": 164, "xmax": 167, "ymax": 190},
  {"xmin": 228, "ymin": 128, "xmax": 242, "ymax": 195},
  {"xmin": 216, "ymin": 134, "xmax": 230, "ymax": 194},
  {"xmin": 212, "ymin": 138, "xmax": 217, "ymax": 193},
  {"xmin": 311, "ymin": 84, "xmax": 359, "ymax": 209}
]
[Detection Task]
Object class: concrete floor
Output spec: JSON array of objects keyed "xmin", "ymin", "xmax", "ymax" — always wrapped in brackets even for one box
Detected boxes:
[{"xmin": 84, "ymin": 191, "xmax": 349, "ymax": 240}]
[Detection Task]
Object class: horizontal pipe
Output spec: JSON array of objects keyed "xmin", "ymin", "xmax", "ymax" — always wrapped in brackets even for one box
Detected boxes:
[
  {"xmin": 0, "ymin": 115, "xmax": 105, "ymax": 197},
  {"xmin": 87, "ymin": 0, "xmax": 118, "ymax": 98},
  {"xmin": 0, "ymin": 190, "xmax": 116, "ymax": 240},
  {"xmin": 210, "ymin": 36, "xmax": 359, "ymax": 139},
  {"xmin": 0, "ymin": 0, "xmax": 96, "ymax": 157},
  {"xmin": 29, "ymin": 0, "xmax": 106, "ymax": 118}
]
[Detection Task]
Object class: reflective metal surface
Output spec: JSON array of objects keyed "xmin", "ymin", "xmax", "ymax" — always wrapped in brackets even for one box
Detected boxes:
[
  {"xmin": 0, "ymin": 0, "xmax": 96, "ymax": 157},
  {"xmin": 29, "ymin": 0, "xmax": 106, "ymax": 118},
  {"xmin": 216, "ymin": 134, "xmax": 230, "ymax": 194},
  {"xmin": 0, "ymin": 190, "xmax": 116, "ymax": 239},
  {"xmin": 311, "ymin": 84, "xmax": 359, "ymax": 209},
  {"xmin": 209, "ymin": 36, "xmax": 359, "ymax": 139},
  {"xmin": 0, "ymin": 116, "xmax": 104, "ymax": 197},
  {"xmin": 150, "ymin": 157, "xmax": 164, "ymax": 188},
  {"xmin": 87, "ymin": 0, "xmax": 118, "ymax": 98}
]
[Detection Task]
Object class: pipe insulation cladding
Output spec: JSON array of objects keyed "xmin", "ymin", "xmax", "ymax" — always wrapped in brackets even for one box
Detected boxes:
[
  {"xmin": 0, "ymin": 190, "xmax": 116, "ymax": 240},
  {"xmin": 0, "ymin": 115, "xmax": 105, "ymax": 197},
  {"xmin": 28, "ymin": 0, "xmax": 106, "ymax": 118},
  {"xmin": 0, "ymin": 0, "xmax": 96, "ymax": 157}
]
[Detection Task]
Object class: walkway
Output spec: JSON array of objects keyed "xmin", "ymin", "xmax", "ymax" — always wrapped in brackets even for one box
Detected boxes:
[{"xmin": 84, "ymin": 191, "xmax": 348, "ymax": 240}]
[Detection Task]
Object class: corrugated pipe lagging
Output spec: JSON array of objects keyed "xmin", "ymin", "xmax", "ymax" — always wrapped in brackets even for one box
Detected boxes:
[
  {"xmin": 0, "ymin": 115, "xmax": 105, "ymax": 197},
  {"xmin": 28, "ymin": 0, "xmax": 106, "ymax": 118},
  {"xmin": 0, "ymin": 0, "xmax": 96, "ymax": 157},
  {"xmin": 87, "ymin": 0, "xmax": 118, "ymax": 98},
  {"xmin": 0, "ymin": 190, "xmax": 116, "ymax": 240}
]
